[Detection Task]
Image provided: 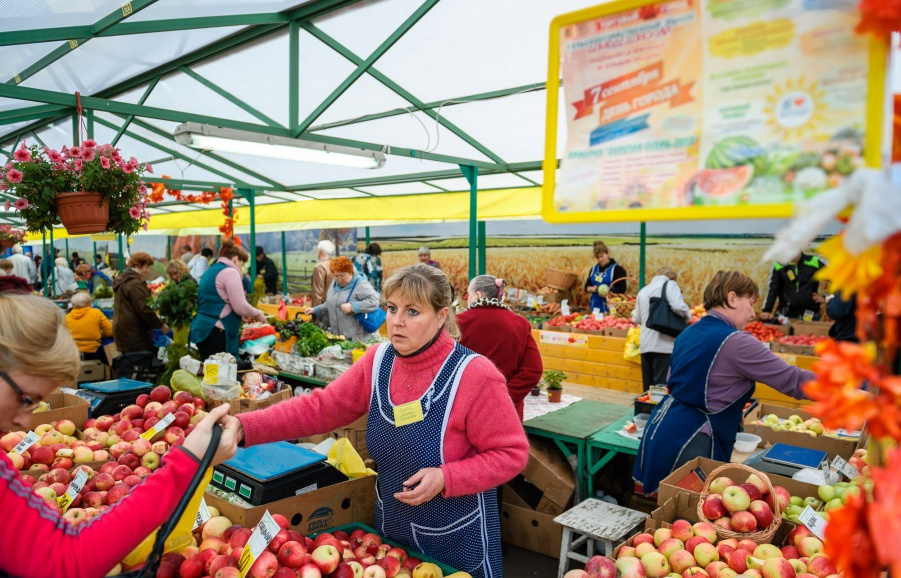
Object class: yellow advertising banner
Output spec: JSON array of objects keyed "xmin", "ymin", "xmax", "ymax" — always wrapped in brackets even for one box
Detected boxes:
[{"xmin": 543, "ymin": 0, "xmax": 887, "ymax": 223}]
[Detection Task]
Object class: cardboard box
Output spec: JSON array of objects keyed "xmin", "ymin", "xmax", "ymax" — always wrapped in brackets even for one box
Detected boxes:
[
  {"xmin": 790, "ymin": 321, "xmax": 832, "ymax": 337},
  {"xmin": 31, "ymin": 391, "xmax": 91, "ymax": 430},
  {"xmin": 605, "ymin": 327, "xmax": 630, "ymax": 338},
  {"xmin": 207, "ymin": 388, "xmax": 292, "ymax": 416},
  {"xmin": 744, "ymin": 403, "xmax": 859, "ymax": 460},
  {"xmin": 504, "ymin": 474, "xmax": 570, "ymax": 516},
  {"xmin": 78, "ymin": 360, "xmax": 105, "ymax": 383},
  {"xmin": 542, "ymin": 324, "xmax": 571, "ymax": 332},
  {"xmin": 542, "ymin": 290, "xmax": 572, "ymax": 304},
  {"xmin": 500, "ymin": 501, "xmax": 562, "ymax": 558},
  {"xmin": 523, "ymin": 437, "xmax": 576, "ymax": 512},
  {"xmin": 657, "ymin": 457, "xmax": 822, "ymax": 510},
  {"xmin": 103, "ymin": 342, "xmax": 120, "ymax": 367},
  {"xmin": 205, "ymin": 475, "xmax": 376, "ymax": 535},
  {"xmin": 20, "ymin": 460, "xmax": 112, "ymax": 478},
  {"xmin": 770, "ymin": 342, "xmax": 818, "ymax": 356}
]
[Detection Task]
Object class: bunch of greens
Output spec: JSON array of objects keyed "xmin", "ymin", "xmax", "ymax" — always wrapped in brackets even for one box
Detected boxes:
[
  {"xmin": 92, "ymin": 285, "xmax": 114, "ymax": 299},
  {"xmin": 150, "ymin": 281, "xmax": 198, "ymax": 328},
  {"xmin": 275, "ymin": 320, "xmax": 331, "ymax": 357}
]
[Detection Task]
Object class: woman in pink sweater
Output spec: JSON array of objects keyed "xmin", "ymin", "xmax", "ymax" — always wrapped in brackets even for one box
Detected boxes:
[
  {"xmin": 0, "ymin": 294, "xmax": 240, "ymax": 578},
  {"xmin": 233, "ymin": 264, "xmax": 529, "ymax": 578}
]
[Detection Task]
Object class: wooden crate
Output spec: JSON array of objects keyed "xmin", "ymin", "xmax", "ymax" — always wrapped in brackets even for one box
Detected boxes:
[{"xmin": 207, "ymin": 388, "xmax": 291, "ymax": 415}]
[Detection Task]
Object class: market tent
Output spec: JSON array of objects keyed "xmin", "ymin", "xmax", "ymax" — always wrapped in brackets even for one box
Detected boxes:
[{"xmin": 0, "ymin": 0, "xmax": 605, "ymax": 236}]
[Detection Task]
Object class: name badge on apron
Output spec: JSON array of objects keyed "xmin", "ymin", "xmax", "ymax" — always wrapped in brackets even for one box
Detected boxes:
[{"xmin": 394, "ymin": 400, "xmax": 424, "ymax": 427}]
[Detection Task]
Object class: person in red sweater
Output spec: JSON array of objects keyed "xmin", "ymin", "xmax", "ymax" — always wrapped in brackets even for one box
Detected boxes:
[
  {"xmin": 0, "ymin": 293, "xmax": 240, "ymax": 578},
  {"xmin": 230, "ymin": 264, "xmax": 529, "ymax": 578},
  {"xmin": 457, "ymin": 275, "xmax": 543, "ymax": 422}
]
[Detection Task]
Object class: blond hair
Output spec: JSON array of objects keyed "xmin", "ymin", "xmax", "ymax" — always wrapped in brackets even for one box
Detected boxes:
[
  {"xmin": 655, "ymin": 266, "xmax": 677, "ymax": 281},
  {"xmin": 166, "ymin": 259, "xmax": 190, "ymax": 280},
  {"xmin": 0, "ymin": 294, "xmax": 79, "ymax": 387},
  {"xmin": 382, "ymin": 264, "xmax": 460, "ymax": 339},
  {"xmin": 0, "ymin": 259, "xmax": 11, "ymax": 272},
  {"xmin": 70, "ymin": 292, "xmax": 92, "ymax": 309}
]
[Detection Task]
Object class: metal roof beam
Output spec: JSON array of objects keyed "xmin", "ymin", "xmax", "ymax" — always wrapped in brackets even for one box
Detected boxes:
[
  {"xmin": 301, "ymin": 21, "xmax": 507, "ymax": 165},
  {"xmin": 178, "ymin": 66, "xmax": 284, "ymax": 129},
  {"xmin": 112, "ymin": 76, "xmax": 160, "ymax": 146},
  {"xmin": 4, "ymin": 0, "xmax": 160, "ymax": 86},
  {"xmin": 294, "ymin": 0, "xmax": 440, "ymax": 135},
  {"xmin": 0, "ymin": 104, "xmax": 72, "ymax": 125}
]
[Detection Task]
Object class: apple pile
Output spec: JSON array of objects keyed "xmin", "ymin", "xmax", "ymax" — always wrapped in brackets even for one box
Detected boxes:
[
  {"xmin": 123, "ymin": 515, "xmax": 465, "ymax": 578},
  {"xmin": 545, "ymin": 314, "xmax": 580, "ymax": 327},
  {"xmin": 2, "ymin": 418, "xmax": 99, "ymax": 471},
  {"xmin": 566, "ymin": 521, "xmax": 837, "ymax": 578},
  {"xmin": 744, "ymin": 322, "xmax": 786, "ymax": 343},
  {"xmin": 572, "ymin": 316, "xmax": 635, "ymax": 331},
  {"xmin": 749, "ymin": 414, "xmax": 842, "ymax": 439},
  {"xmin": 700, "ymin": 474, "xmax": 784, "ymax": 534},
  {"xmin": 688, "ymin": 305, "xmax": 707, "ymax": 326},
  {"xmin": 775, "ymin": 335, "xmax": 827, "ymax": 347}
]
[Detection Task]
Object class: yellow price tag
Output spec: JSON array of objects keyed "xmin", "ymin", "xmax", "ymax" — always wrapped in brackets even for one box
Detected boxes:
[
  {"xmin": 238, "ymin": 511, "xmax": 279, "ymax": 577},
  {"xmin": 393, "ymin": 400, "xmax": 424, "ymax": 427},
  {"xmin": 204, "ymin": 363, "xmax": 220, "ymax": 383},
  {"xmin": 56, "ymin": 469, "xmax": 89, "ymax": 513},
  {"xmin": 140, "ymin": 412, "xmax": 175, "ymax": 441}
]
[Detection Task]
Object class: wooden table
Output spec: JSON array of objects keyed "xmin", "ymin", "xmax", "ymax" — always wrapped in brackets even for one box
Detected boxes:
[
  {"xmin": 524, "ymin": 400, "xmax": 632, "ymax": 502},
  {"xmin": 586, "ymin": 414, "xmax": 640, "ymax": 498}
]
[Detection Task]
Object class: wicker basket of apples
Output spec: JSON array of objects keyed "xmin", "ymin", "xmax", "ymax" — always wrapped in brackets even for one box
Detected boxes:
[{"xmin": 696, "ymin": 463, "xmax": 782, "ymax": 543}]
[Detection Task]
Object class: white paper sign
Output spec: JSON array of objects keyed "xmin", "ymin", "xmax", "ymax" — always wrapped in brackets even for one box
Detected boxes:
[
  {"xmin": 11, "ymin": 431, "xmax": 40, "ymax": 455},
  {"xmin": 140, "ymin": 412, "xmax": 176, "ymax": 441},
  {"xmin": 831, "ymin": 455, "xmax": 860, "ymax": 479},
  {"xmin": 527, "ymin": 297, "xmax": 536, "ymax": 308},
  {"xmin": 57, "ymin": 469, "xmax": 89, "ymax": 512},
  {"xmin": 193, "ymin": 498, "xmax": 212, "ymax": 530},
  {"xmin": 238, "ymin": 510, "xmax": 279, "ymax": 577},
  {"xmin": 561, "ymin": 300, "xmax": 571, "ymax": 316},
  {"xmin": 592, "ymin": 308, "xmax": 601, "ymax": 317},
  {"xmin": 799, "ymin": 505, "xmax": 827, "ymax": 540}
]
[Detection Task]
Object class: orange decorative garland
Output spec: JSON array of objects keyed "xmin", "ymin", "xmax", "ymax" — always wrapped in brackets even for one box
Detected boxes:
[{"xmin": 148, "ymin": 177, "xmax": 238, "ymax": 243}]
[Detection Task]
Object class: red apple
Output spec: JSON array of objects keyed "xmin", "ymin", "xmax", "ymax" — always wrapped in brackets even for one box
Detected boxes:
[
  {"xmin": 249, "ymin": 551, "xmax": 279, "ymax": 578},
  {"xmin": 298, "ymin": 563, "xmax": 323, "ymax": 578},
  {"xmin": 271, "ymin": 513, "xmax": 290, "ymax": 530},
  {"xmin": 123, "ymin": 474, "xmax": 142, "ymax": 487},
  {"xmin": 401, "ymin": 558, "xmax": 420, "ymax": 572},
  {"xmin": 739, "ymin": 483, "xmax": 762, "ymax": 503},
  {"xmin": 376, "ymin": 556, "xmax": 400, "ymax": 577},
  {"xmin": 279, "ymin": 540, "xmax": 307, "ymax": 568},
  {"xmin": 216, "ymin": 568, "xmax": 241, "ymax": 578},
  {"xmin": 702, "ymin": 495, "xmax": 727, "ymax": 520},
  {"xmin": 150, "ymin": 385, "xmax": 172, "ymax": 403},
  {"xmin": 727, "ymin": 549, "xmax": 752, "ymax": 574},
  {"xmin": 121, "ymin": 404, "xmax": 143, "ymax": 421},
  {"xmin": 267, "ymin": 528, "xmax": 291, "ymax": 554},
  {"xmin": 229, "ymin": 528, "xmax": 253, "ymax": 550},
  {"xmin": 180, "ymin": 558, "xmax": 205, "ymax": 578},
  {"xmin": 730, "ymin": 510, "xmax": 758, "ymax": 533},
  {"xmin": 311, "ymin": 545, "xmax": 341, "ymax": 575},
  {"xmin": 748, "ymin": 500, "xmax": 774, "ymax": 530},
  {"xmin": 161, "ymin": 552, "xmax": 186, "ymax": 569},
  {"xmin": 112, "ymin": 464, "xmax": 134, "ymax": 481},
  {"xmin": 95, "ymin": 415, "xmax": 115, "ymax": 432},
  {"xmin": 171, "ymin": 411, "xmax": 190, "ymax": 430},
  {"xmin": 164, "ymin": 426, "xmax": 185, "ymax": 445},
  {"xmin": 781, "ymin": 546, "xmax": 800, "ymax": 560},
  {"xmin": 174, "ymin": 390, "xmax": 194, "ymax": 405},
  {"xmin": 193, "ymin": 396, "xmax": 205, "ymax": 409},
  {"xmin": 333, "ymin": 563, "xmax": 357, "ymax": 578},
  {"xmin": 106, "ymin": 483, "xmax": 130, "ymax": 505},
  {"xmin": 136, "ymin": 394, "xmax": 151, "ymax": 407},
  {"xmin": 94, "ymin": 472, "xmax": 115, "ymax": 491},
  {"xmin": 207, "ymin": 554, "xmax": 237, "ymax": 576},
  {"xmin": 118, "ymin": 452, "xmax": 140, "ymax": 470}
]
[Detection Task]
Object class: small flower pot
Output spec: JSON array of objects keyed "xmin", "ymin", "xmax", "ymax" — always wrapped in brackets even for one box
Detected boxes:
[
  {"xmin": 56, "ymin": 191, "xmax": 109, "ymax": 235},
  {"xmin": 530, "ymin": 386, "xmax": 541, "ymax": 397},
  {"xmin": 0, "ymin": 239, "xmax": 14, "ymax": 251},
  {"xmin": 548, "ymin": 389, "xmax": 563, "ymax": 403}
]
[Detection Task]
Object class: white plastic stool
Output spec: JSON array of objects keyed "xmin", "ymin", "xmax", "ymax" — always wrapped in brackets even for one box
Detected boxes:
[{"xmin": 553, "ymin": 498, "xmax": 647, "ymax": 578}]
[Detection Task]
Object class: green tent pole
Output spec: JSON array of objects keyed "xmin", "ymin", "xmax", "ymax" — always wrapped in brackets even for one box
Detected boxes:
[
  {"xmin": 241, "ymin": 189, "xmax": 257, "ymax": 281},
  {"xmin": 167, "ymin": 237, "xmax": 171, "ymax": 261},
  {"xmin": 460, "ymin": 165, "xmax": 478, "ymax": 280},
  {"xmin": 281, "ymin": 230, "xmax": 288, "ymax": 296},
  {"xmin": 85, "ymin": 109, "xmax": 94, "ymax": 140},
  {"xmin": 478, "ymin": 221, "xmax": 486, "ymax": 276},
  {"xmin": 93, "ymin": 241, "xmax": 97, "ymax": 265},
  {"xmin": 42, "ymin": 231, "xmax": 49, "ymax": 298},
  {"xmin": 365, "ymin": 226, "xmax": 370, "ymax": 247},
  {"xmin": 117, "ymin": 234, "xmax": 124, "ymax": 273},
  {"xmin": 49, "ymin": 228, "xmax": 55, "ymax": 297},
  {"xmin": 65, "ymin": 238, "xmax": 69, "ymax": 263},
  {"xmin": 639, "ymin": 222, "xmax": 647, "ymax": 288}
]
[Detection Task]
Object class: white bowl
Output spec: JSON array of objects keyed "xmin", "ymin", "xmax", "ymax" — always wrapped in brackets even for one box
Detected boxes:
[
  {"xmin": 734, "ymin": 432, "xmax": 762, "ymax": 453},
  {"xmin": 633, "ymin": 413, "xmax": 650, "ymax": 432}
]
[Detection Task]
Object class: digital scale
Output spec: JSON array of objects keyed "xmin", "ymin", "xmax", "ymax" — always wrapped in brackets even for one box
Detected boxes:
[
  {"xmin": 75, "ymin": 378, "xmax": 153, "ymax": 418},
  {"xmin": 212, "ymin": 442, "xmax": 348, "ymax": 506},
  {"xmin": 744, "ymin": 443, "xmax": 828, "ymax": 478}
]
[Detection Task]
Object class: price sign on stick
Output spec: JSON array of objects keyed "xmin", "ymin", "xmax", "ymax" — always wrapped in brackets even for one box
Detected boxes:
[
  {"xmin": 56, "ymin": 468, "xmax": 89, "ymax": 513},
  {"xmin": 11, "ymin": 431, "xmax": 39, "ymax": 455},
  {"xmin": 238, "ymin": 511, "xmax": 279, "ymax": 577},
  {"xmin": 831, "ymin": 455, "xmax": 860, "ymax": 479},
  {"xmin": 140, "ymin": 412, "xmax": 175, "ymax": 441},
  {"xmin": 193, "ymin": 498, "xmax": 212, "ymax": 530},
  {"xmin": 799, "ymin": 505, "xmax": 827, "ymax": 541},
  {"xmin": 561, "ymin": 300, "xmax": 571, "ymax": 316}
]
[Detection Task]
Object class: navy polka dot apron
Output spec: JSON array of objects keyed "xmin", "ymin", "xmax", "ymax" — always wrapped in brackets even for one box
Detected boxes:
[{"xmin": 366, "ymin": 342, "xmax": 502, "ymax": 578}]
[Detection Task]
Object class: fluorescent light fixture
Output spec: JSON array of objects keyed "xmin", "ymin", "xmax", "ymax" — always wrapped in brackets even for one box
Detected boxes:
[{"xmin": 173, "ymin": 122, "xmax": 386, "ymax": 169}]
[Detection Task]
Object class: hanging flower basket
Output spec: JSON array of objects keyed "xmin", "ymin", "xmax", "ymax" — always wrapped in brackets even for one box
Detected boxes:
[
  {"xmin": 55, "ymin": 191, "xmax": 110, "ymax": 235},
  {"xmin": 0, "ymin": 239, "xmax": 13, "ymax": 251},
  {"xmin": 0, "ymin": 224, "xmax": 27, "ymax": 250}
]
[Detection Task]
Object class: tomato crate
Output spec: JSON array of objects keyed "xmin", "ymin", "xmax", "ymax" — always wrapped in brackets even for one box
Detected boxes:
[{"xmin": 310, "ymin": 522, "xmax": 460, "ymax": 576}]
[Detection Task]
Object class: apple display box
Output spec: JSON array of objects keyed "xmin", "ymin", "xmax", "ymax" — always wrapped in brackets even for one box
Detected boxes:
[
  {"xmin": 74, "ymin": 378, "xmax": 154, "ymax": 419},
  {"xmin": 205, "ymin": 474, "xmax": 376, "ymax": 537},
  {"xmin": 744, "ymin": 402, "xmax": 861, "ymax": 461},
  {"xmin": 31, "ymin": 390, "xmax": 91, "ymax": 430}
]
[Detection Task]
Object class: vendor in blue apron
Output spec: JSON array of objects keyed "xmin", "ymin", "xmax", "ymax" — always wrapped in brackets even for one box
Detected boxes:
[
  {"xmin": 230, "ymin": 264, "xmax": 530, "ymax": 578},
  {"xmin": 634, "ymin": 271, "xmax": 813, "ymax": 494},
  {"xmin": 584, "ymin": 241, "xmax": 628, "ymax": 314},
  {"xmin": 190, "ymin": 239, "xmax": 267, "ymax": 361}
]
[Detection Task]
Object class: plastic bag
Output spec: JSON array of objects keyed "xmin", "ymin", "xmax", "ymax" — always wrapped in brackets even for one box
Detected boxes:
[
  {"xmin": 327, "ymin": 438, "xmax": 376, "ymax": 479},
  {"xmin": 624, "ymin": 326, "xmax": 641, "ymax": 364},
  {"xmin": 317, "ymin": 345, "xmax": 343, "ymax": 361},
  {"xmin": 122, "ymin": 469, "xmax": 212, "ymax": 567},
  {"xmin": 170, "ymin": 369, "xmax": 204, "ymax": 399}
]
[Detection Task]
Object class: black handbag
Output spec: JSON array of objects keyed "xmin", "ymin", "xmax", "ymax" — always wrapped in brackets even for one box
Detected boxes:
[{"xmin": 646, "ymin": 281, "xmax": 687, "ymax": 338}]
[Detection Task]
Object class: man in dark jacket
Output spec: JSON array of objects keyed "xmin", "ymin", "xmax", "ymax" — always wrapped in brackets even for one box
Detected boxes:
[
  {"xmin": 112, "ymin": 252, "xmax": 168, "ymax": 353},
  {"xmin": 761, "ymin": 252, "xmax": 826, "ymax": 320},
  {"xmin": 255, "ymin": 246, "xmax": 279, "ymax": 294},
  {"xmin": 827, "ymin": 291, "xmax": 857, "ymax": 342}
]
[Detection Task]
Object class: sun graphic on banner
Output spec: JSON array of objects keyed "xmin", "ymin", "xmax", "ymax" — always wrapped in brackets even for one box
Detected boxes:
[{"xmin": 763, "ymin": 79, "xmax": 828, "ymax": 141}]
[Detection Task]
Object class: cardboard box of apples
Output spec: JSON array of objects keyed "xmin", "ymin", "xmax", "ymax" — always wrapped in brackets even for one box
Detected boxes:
[
  {"xmin": 743, "ymin": 403, "xmax": 859, "ymax": 460},
  {"xmin": 563, "ymin": 503, "xmax": 839, "ymax": 578},
  {"xmin": 126, "ymin": 515, "xmax": 470, "ymax": 578}
]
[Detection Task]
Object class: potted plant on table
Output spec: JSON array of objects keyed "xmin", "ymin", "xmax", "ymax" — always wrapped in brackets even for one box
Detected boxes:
[
  {"xmin": 542, "ymin": 369, "xmax": 567, "ymax": 403},
  {"xmin": 0, "ymin": 141, "xmax": 151, "ymax": 235},
  {"xmin": 0, "ymin": 224, "xmax": 27, "ymax": 250}
]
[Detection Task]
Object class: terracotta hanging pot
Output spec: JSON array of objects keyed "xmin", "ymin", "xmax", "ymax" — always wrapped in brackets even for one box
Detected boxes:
[
  {"xmin": 0, "ymin": 239, "xmax": 14, "ymax": 251},
  {"xmin": 56, "ymin": 191, "xmax": 109, "ymax": 235},
  {"xmin": 548, "ymin": 389, "xmax": 563, "ymax": 403}
]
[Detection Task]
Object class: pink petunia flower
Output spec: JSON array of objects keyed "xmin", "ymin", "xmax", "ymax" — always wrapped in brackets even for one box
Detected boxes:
[
  {"xmin": 144, "ymin": 163, "xmax": 153, "ymax": 174},
  {"xmin": 13, "ymin": 145, "xmax": 30, "ymax": 162},
  {"xmin": 47, "ymin": 150, "xmax": 63, "ymax": 163},
  {"xmin": 142, "ymin": 221, "xmax": 149, "ymax": 231},
  {"xmin": 73, "ymin": 159, "xmax": 83, "ymax": 171},
  {"xmin": 14, "ymin": 198, "xmax": 28, "ymax": 210},
  {"xmin": 6, "ymin": 169, "xmax": 23, "ymax": 183},
  {"xmin": 129, "ymin": 206, "xmax": 141, "ymax": 219},
  {"xmin": 0, "ymin": 182, "xmax": 8, "ymax": 191},
  {"xmin": 3, "ymin": 162, "xmax": 13, "ymax": 171},
  {"xmin": 122, "ymin": 164, "xmax": 135, "ymax": 174},
  {"xmin": 82, "ymin": 139, "xmax": 96, "ymax": 149},
  {"xmin": 81, "ymin": 148, "xmax": 96, "ymax": 162},
  {"xmin": 100, "ymin": 157, "xmax": 111, "ymax": 169},
  {"xmin": 3, "ymin": 201, "xmax": 10, "ymax": 211},
  {"xmin": 68, "ymin": 146, "xmax": 81, "ymax": 158},
  {"xmin": 128, "ymin": 157, "xmax": 139, "ymax": 167}
]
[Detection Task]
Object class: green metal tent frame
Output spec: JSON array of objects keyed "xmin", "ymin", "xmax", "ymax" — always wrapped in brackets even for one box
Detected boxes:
[{"xmin": 0, "ymin": 0, "xmax": 567, "ymax": 279}]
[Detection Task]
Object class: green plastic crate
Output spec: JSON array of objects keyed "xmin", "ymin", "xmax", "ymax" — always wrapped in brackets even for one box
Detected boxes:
[{"xmin": 311, "ymin": 522, "xmax": 460, "ymax": 575}]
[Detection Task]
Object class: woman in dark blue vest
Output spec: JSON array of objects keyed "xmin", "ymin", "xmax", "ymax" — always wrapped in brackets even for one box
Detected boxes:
[
  {"xmin": 584, "ymin": 241, "xmax": 628, "ymax": 314},
  {"xmin": 634, "ymin": 271, "xmax": 814, "ymax": 494},
  {"xmin": 190, "ymin": 240, "xmax": 267, "ymax": 360}
]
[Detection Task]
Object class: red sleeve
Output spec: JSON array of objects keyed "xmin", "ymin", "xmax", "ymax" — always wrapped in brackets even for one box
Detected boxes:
[
  {"xmin": 238, "ymin": 347, "xmax": 375, "ymax": 447},
  {"xmin": 440, "ymin": 357, "xmax": 530, "ymax": 498},
  {"xmin": 0, "ymin": 447, "xmax": 200, "ymax": 578},
  {"xmin": 506, "ymin": 319, "xmax": 544, "ymax": 408}
]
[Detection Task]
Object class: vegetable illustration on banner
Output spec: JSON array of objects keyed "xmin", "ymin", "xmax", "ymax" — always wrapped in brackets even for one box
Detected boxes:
[{"xmin": 547, "ymin": 0, "xmax": 881, "ymax": 222}]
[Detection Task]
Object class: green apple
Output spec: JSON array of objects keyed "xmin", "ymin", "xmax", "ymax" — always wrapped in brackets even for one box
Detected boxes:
[
  {"xmin": 842, "ymin": 485, "xmax": 861, "ymax": 504},
  {"xmin": 818, "ymin": 485, "xmax": 835, "ymax": 502},
  {"xmin": 819, "ymin": 511, "xmax": 829, "ymax": 521},
  {"xmin": 764, "ymin": 414, "xmax": 779, "ymax": 423},
  {"xmin": 788, "ymin": 505, "xmax": 804, "ymax": 516},
  {"xmin": 825, "ymin": 498, "xmax": 845, "ymax": 511},
  {"xmin": 790, "ymin": 496, "xmax": 803, "ymax": 507},
  {"xmin": 833, "ymin": 486, "xmax": 846, "ymax": 499},
  {"xmin": 809, "ymin": 423, "xmax": 824, "ymax": 435},
  {"xmin": 803, "ymin": 497, "xmax": 821, "ymax": 509},
  {"xmin": 773, "ymin": 425, "xmax": 785, "ymax": 432}
]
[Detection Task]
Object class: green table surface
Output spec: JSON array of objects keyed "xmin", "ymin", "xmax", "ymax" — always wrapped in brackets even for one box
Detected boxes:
[
  {"xmin": 278, "ymin": 371, "xmax": 329, "ymax": 388},
  {"xmin": 589, "ymin": 414, "xmax": 641, "ymax": 453},
  {"xmin": 524, "ymin": 400, "xmax": 632, "ymax": 440}
]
